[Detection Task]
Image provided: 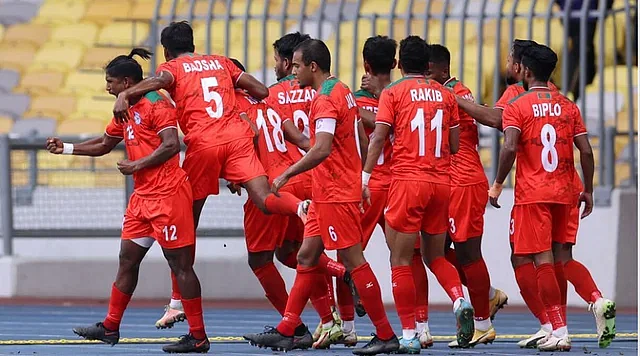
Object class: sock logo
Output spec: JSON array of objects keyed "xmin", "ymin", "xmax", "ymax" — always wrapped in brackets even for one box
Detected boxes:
[
  {"xmin": 195, "ymin": 340, "xmax": 207, "ymax": 348},
  {"xmin": 366, "ymin": 282, "xmax": 374, "ymax": 289}
]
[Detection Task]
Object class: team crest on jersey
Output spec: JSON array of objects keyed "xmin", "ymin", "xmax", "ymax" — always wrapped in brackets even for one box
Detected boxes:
[{"xmin": 133, "ymin": 112, "xmax": 142, "ymax": 125}]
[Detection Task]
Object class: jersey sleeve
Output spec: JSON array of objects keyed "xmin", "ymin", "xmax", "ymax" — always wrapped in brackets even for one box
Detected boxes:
[
  {"xmin": 312, "ymin": 96, "xmax": 339, "ymax": 121},
  {"xmin": 501, "ymin": 102, "xmax": 522, "ymax": 132},
  {"xmin": 105, "ymin": 117, "xmax": 124, "ymax": 138},
  {"xmin": 156, "ymin": 61, "xmax": 178, "ymax": 93},
  {"xmin": 223, "ymin": 56, "xmax": 245, "ymax": 85},
  {"xmin": 572, "ymin": 105, "xmax": 588, "ymax": 137},
  {"xmin": 151, "ymin": 100, "xmax": 179, "ymax": 135},
  {"xmin": 494, "ymin": 85, "xmax": 518, "ymax": 109},
  {"xmin": 375, "ymin": 89, "xmax": 394, "ymax": 127},
  {"xmin": 448, "ymin": 92, "xmax": 460, "ymax": 128}
]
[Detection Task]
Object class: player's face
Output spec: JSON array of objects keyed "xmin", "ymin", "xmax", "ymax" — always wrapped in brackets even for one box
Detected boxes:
[
  {"xmin": 428, "ymin": 62, "xmax": 447, "ymax": 85},
  {"xmin": 273, "ymin": 51, "xmax": 288, "ymax": 80},
  {"xmin": 522, "ymin": 66, "xmax": 533, "ymax": 91},
  {"xmin": 505, "ymin": 51, "xmax": 519, "ymax": 85},
  {"xmin": 292, "ymin": 50, "xmax": 312, "ymax": 88},
  {"xmin": 105, "ymin": 75, "xmax": 126, "ymax": 97}
]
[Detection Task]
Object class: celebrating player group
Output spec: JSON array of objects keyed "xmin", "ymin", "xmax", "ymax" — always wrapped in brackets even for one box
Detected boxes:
[{"xmin": 45, "ymin": 21, "xmax": 617, "ymax": 354}]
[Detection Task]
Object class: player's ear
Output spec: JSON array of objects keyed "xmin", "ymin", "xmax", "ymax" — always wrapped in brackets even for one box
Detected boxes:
[
  {"xmin": 363, "ymin": 61, "xmax": 372, "ymax": 74},
  {"xmin": 310, "ymin": 61, "xmax": 318, "ymax": 73},
  {"xmin": 391, "ymin": 59, "xmax": 397, "ymax": 69}
]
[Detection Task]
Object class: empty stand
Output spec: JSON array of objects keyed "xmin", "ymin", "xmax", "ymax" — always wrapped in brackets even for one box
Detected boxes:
[
  {"xmin": 0, "ymin": 70, "xmax": 19, "ymax": 93},
  {"xmin": 16, "ymin": 71, "xmax": 65, "ymax": 96},
  {"xmin": 63, "ymin": 71, "xmax": 108, "ymax": 97},
  {"xmin": 2, "ymin": 23, "xmax": 50, "ymax": 48},
  {"xmin": 23, "ymin": 95, "xmax": 76, "ymax": 122},
  {"xmin": 96, "ymin": 21, "xmax": 150, "ymax": 47},
  {"xmin": 49, "ymin": 22, "xmax": 99, "ymax": 47},
  {"xmin": 0, "ymin": 93, "xmax": 29, "ymax": 119},
  {"xmin": 34, "ymin": 0, "xmax": 86, "ymax": 25},
  {"xmin": 0, "ymin": 45, "xmax": 37, "ymax": 73},
  {"xmin": 57, "ymin": 118, "xmax": 105, "ymax": 135},
  {"xmin": 0, "ymin": 1, "xmax": 41, "ymax": 25},
  {"xmin": 83, "ymin": 0, "xmax": 133, "ymax": 26},
  {"xmin": 11, "ymin": 117, "xmax": 56, "ymax": 137},
  {"xmin": 30, "ymin": 42, "xmax": 85, "ymax": 73}
]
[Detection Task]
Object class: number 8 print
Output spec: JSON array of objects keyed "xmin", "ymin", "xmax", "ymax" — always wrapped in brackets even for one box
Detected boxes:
[{"xmin": 540, "ymin": 123, "xmax": 558, "ymax": 172}]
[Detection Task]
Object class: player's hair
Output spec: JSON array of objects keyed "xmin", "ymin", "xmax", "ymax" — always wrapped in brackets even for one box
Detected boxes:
[
  {"xmin": 229, "ymin": 58, "xmax": 246, "ymax": 72},
  {"xmin": 293, "ymin": 39, "xmax": 331, "ymax": 73},
  {"xmin": 512, "ymin": 39, "xmax": 538, "ymax": 63},
  {"xmin": 105, "ymin": 48, "xmax": 153, "ymax": 82},
  {"xmin": 362, "ymin": 36, "xmax": 397, "ymax": 75},
  {"xmin": 273, "ymin": 32, "xmax": 312, "ymax": 61},
  {"xmin": 521, "ymin": 44, "xmax": 558, "ymax": 82},
  {"xmin": 399, "ymin": 35, "xmax": 429, "ymax": 74},
  {"xmin": 428, "ymin": 44, "xmax": 450, "ymax": 66},
  {"xmin": 161, "ymin": 21, "xmax": 195, "ymax": 57}
]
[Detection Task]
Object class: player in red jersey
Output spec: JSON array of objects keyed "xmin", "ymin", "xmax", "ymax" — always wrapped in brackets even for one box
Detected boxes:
[
  {"xmin": 111, "ymin": 22, "xmax": 310, "ymax": 327},
  {"xmin": 244, "ymin": 39, "xmax": 399, "ymax": 355},
  {"xmin": 363, "ymin": 36, "xmax": 474, "ymax": 353},
  {"xmin": 456, "ymin": 40, "xmax": 616, "ymax": 349},
  {"xmin": 488, "ymin": 43, "xmax": 597, "ymax": 351},
  {"xmin": 426, "ymin": 44, "xmax": 504, "ymax": 348},
  {"xmin": 47, "ymin": 49, "xmax": 209, "ymax": 353}
]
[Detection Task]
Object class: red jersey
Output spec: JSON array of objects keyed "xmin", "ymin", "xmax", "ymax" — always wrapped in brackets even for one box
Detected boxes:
[
  {"xmin": 376, "ymin": 75, "xmax": 460, "ymax": 184},
  {"xmin": 309, "ymin": 77, "xmax": 361, "ymax": 203},
  {"xmin": 105, "ymin": 91, "xmax": 186, "ymax": 197},
  {"xmin": 444, "ymin": 77, "xmax": 487, "ymax": 186},
  {"xmin": 234, "ymin": 90, "xmax": 298, "ymax": 183},
  {"xmin": 156, "ymin": 54, "xmax": 253, "ymax": 152},
  {"xmin": 502, "ymin": 86, "xmax": 587, "ymax": 205},
  {"xmin": 354, "ymin": 89, "xmax": 392, "ymax": 190}
]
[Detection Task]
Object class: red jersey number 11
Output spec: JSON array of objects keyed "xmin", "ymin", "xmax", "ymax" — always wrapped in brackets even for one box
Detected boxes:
[{"xmin": 410, "ymin": 108, "xmax": 443, "ymax": 158}]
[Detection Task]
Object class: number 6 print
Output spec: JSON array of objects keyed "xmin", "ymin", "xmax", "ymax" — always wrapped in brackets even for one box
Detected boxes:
[{"xmin": 328, "ymin": 225, "xmax": 338, "ymax": 242}]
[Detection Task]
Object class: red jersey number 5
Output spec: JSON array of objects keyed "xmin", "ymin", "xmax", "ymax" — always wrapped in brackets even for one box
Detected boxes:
[{"xmin": 201, "ymin": 77, "xmax": 223, "ymax": 119}]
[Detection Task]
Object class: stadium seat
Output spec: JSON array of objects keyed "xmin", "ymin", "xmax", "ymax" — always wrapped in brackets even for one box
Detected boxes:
[
  {"xmin": 0, "ymin": 69, "xmax": 20, "ymax": 93},
  {"xmin": 16, "ymin": 71, "xmax": 65, "ymax": 96},
  {"xmin": 45, "ymin": 171, "xmax": 98, "ymax": 188},
  {"xmin": 0, "ymin": 45, "xmax": 37, "ymax": 73},
  {"xmin": 83, "ymin": 0, "xmax": 133, "ymax": 26},
  {"xmin": 63, "ymin": 71, "xmax": 107, "ymax": 97},
  {"xmin": 615, "ymin": 163, "xmax": 631, "ymax": 186},
  {"xmin": 34, "ymin": 0, "xmax": 87, "ymax": 25},
  {"xmin": 0, "ymin": 93, "xmax": 29, "ymax": 119},
  {"xmin": 23, "ymin": 95, "xmax": 76, "ymax": 122},
  {"xmin": 80, "ymin": 47, "xmax": 127, "ymax": 71},
  {"xmin": 616, "ymin": 109, "xmax": 638, "ymax": 133},
  {"xmin": 590, "ymin": 65, "xmax": 638, "ymax": 94},
  {"xmin": 10, "ymin": 118, "xmax": 56, "ymax": 137},
  {"xmin": 2, "ymin": 23, "xmax": 51, "ymax": 49},
  {"xmin": 57, "ymin": 118, "xmax": 106, "ymax": 135},
  {"xmin": 37, "ymin": 150, "xmax": 75, "ymax": 169},
  {"xmin": 0, "ymin": 115, "xmax": 13, "ymax": 134},
  {"xmin": 227, "ymin": 20, "xmax": 289, "ymax": 73},
  {"xmin": 96, "ymin": 21, "xmax": 150, "ymax": 47},
  {"xmin": 30, "ymin": 43, "xmax": 85, "ymax": 73},
  {"xmin": 0, "ymin": 24, "xmax": 4, "ymax": 41},
  {"xmin": 0, "ymin": 2, "xmax": 41, "ymax": 25},
  {"xmin": 49, "ymin": 22, "xmax": 99, "ymax": 47},
  {"xmin": 193, "ymin": 21, "xmax": 239, "ymax": 56},
  {"xmin": 69, "ymin": 97, "xmax": 115, "ymax": 121},
  {"xmin": 128, "ymin": 0, "xmax": 188, "ymax": 21}
]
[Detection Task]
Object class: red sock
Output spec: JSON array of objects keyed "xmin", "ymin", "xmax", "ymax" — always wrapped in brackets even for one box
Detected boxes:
[
  {"xmin": 564, "ymin": 260, "xmax": 602, "ymax": 303},
  {"xmin": 310, "ymin": 281, "xmax": 334, "ymax": 324},
  {"xmin": 445, "ymin": 248, "xmax": 467, "ymax": 286},
  {"xmin": 411, "ymin": 252, "xmax": 428, "ymax": 322},
  {"xmin": 326, "ymin": 274, "xmax": 336, "ymax": 306},
  {"xmin": 462, "ymin": 259, "xmax": 491, "ymax": 320},
  {"xmin": 391, "ymin": 266, "xmax": 416, "ymax": 330},
  {"xmin": 428, "ymin": 257, "xmax": 464, "ymax": 302},
  {"xmin": 351, "ymin": 263, "xmax": 395, "ymax": 340},
  {"xmin": 253, "ymin": 262, "xmax": 289, "ymax": 317},
  {"xmin": 318, "ymin": 253, "xmax": 346, "ymax": 279},
  {"xmin": 103, "ymin": 283, "xmax": 132, "ymax": 331},
  {"xmin": 277, "ymin": 265, "xmax": 322, "ymax": 336},
  {"xmin": 182, "ymin": 297, "xmax": 207, "ymax": 340},
  {"xmin": 536, "ymin": 263, "xmax": 565, "ymax": 330},
  {"xmin": 554, "ymin": 262, "xmax": 568, "ymax": 321},
  {"xmin": 515, "ymin": 263, "xmax": 549, "ymax": 325},
  {"xmin": 280, "ymin": 251, "xmax": 298, "ymax": 269},
  {"xmin": 171, "ymin": 271, "xmax": 182, "ymax": 300},
  {"xmin": 265, "ymin": 193, "xmax": 300, "ymax": 216},
  {"xmin": 336, "ymin": 278, "xmax": 354, "ymax": 321}
]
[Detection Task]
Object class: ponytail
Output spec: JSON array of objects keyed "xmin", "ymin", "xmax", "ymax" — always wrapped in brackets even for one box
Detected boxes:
[{"xmin": 105, "ymin": 48, "xmax": 153, "ymax": 82}]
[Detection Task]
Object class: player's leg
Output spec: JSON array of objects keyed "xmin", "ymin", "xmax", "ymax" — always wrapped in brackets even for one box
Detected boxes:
[{"xmin": 412, "ymin": 243, "xmax": 432, "ymax": 349}]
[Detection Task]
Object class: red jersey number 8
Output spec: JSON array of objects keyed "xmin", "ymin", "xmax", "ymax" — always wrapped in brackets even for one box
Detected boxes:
[{"xmin": 201, "ymin": 77, "xmax": 223, "ymax": 119}]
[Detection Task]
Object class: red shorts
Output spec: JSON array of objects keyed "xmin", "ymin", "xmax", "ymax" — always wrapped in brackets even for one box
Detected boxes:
[
  {"xmin": 244, "ymin": 180, "xmax": 307, "ymax": 252},
  {"xmin": 361, "ymin": 189, "xmax": 387, "ymax": 249},
  {"xmin": 509, "ymin": 203, "xmax": 573, "ymax": 255},
  {"xmin": 555, "ymin": 206, "xmax": 580, "ymax": 245},
  {"xmin": 183, "ymin": 138, "xmax": 266, "ymax": 200},
  {"xmin": 448, "ymin": 182, "xmax": 488, "ymax": 242},
  {"xmin": 385, "ymin": 179, "xmax": 450, "ymax": 235},
  {"xmin": 304, "ymin": 202, "xmax": 363, "ymax": 250},
  {"xmin": 122, "ymin": 179, "xmax": 194, "ymax": 249}
]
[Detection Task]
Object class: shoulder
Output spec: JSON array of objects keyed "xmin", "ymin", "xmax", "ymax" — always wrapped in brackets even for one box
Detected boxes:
[
  {"xmin": 354, "ymin": 89, "xmax": 375, "ymax": 99},
  {"xmin": 507, "ymin": 90, "xmax": 532, "ymax": 105},
  {"xmin": 318, "ymin": 77, "xmax": 341, "ymax": 97}
]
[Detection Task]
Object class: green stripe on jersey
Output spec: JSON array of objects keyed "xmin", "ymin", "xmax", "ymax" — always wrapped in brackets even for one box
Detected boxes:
[
  {"xmin": 354, "ymin": 89, "xmax": 375, "ymax": 98},
  {"xmin": 385, "ymin": 76, "xmax": 413, "ymax": 89},
  {"xmin": 507, "ymin": 90, "xmax": 531, "ymax": 104},
  {"xmin": 319, "ymin": 77, "xmax": 339, "ymax": 96},
  {"xmin": 445, "ymin": 79, "xmax": 459, "ymax": 88},
  {"xmin": 144, "ymin": 91, "xmax": 163, "ymax": 103}
]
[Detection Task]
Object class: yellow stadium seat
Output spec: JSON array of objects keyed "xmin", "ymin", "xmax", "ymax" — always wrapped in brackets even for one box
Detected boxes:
[
  {"xmin": 615, "ymin": 163, "xmax": 631, "ymax": 186},
  {"xmin": 35, "ymin": 0, "xmax": 87, "ymax": 25},
  {"xmin": 128, "ymin": 0, "xmax": 188, "ymax": 21},
  {"xmin": 24, "ymin": 95, "xmax": 77, "ymax": 122},
  {"xmin": 184, "ymin": 0, "xmax": 226, "ymax": 17},
  {"xmin": 227, "ymin": 20, "xmax": 286, "ymax": 73},
  {"xmin": 97, "ymin": 21, "xmax": 150, "ymax": 47},
  {"xmin": 63, "ymin": 71, "xmax": 107, "ymax": 96},
  {"xmin": 37, "ymin": 150, "xmax": 75, "ymax": 169},
  {"xmin": 57, "ymin": 118, "xmax": 106, "ymax": 135},
  {"xmin": 50, "ymin": 22, "xmax": 99, "ymax": 47},
  {"xmin": 95, "ymin": 172, "xmax": 125, "ymax": 188},
  {"xmin": 2, "ymin": 23, "xmax": 51, "ymax": 49},
  {"xmin": 229, "ymin": 0, "xmax": 281, "ymax": 15},
  {"xmin": 11, "ymin": 151, "xmax": 28, "ymax": 171},
  {"xmin": 0, "ymin": 24, "xmax": 4, "ymax": 42},
  {"xmin": 93, "ymin": 152, "xmax": 124, "ymax": 169},
  {"xmin": 615, "ymin": 109, "xmax": 639, "ymax": 133},
  {"xmin": 16, "ymin": 71, "xmax": 65, "ymax": 96},
  {"xmin": 71, "ymin": 97, "xmax": 115, "ymax": 121},
  {"xmin": 193, "ymin": 21, "xmax": 239, "ymax": 55},
  {"xmin": 590, "ymin": 65, "xmax": 638, "ymax": 93},
  {"xmin": 0, "ymin": 116, "xmax": 13, "ymax": 134},
  {"xmin": 80, "ymin": 47, "xmax": 127, "ymax": 70},
  {"xmin": 45, "ymin": 171, "xmax": 97, "ymax": 188},
  {"xmin": 614, "ymin": 135, "xmax": 630, "ymax": 158},
  {"xmin": 30, "ymin": 43, "xmax": 85, "ymax": 73},
  {"xmin": 0, "ymin": 45, "xmax": 36, "ymax": 73},
  {"xmin": 83, "ymin": 0, "xmax": 133, "ymax": 26}
]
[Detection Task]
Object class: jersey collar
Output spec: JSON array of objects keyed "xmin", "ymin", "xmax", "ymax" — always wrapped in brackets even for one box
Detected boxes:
[
  {"xmin": 278, "ymin": 74, "xmax": 295, "ymax": 83},
  {"xmin": 528, "ymin": 86, "xmax": 551, "ymax": 91},
  {"xmin": 443, "ymin": 77, "xmax": 457, "ymax": 86}
]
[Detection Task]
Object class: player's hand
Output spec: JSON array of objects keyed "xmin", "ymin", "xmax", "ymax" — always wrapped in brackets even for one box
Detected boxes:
[
  {"xmin": 578, "ymin": 191, "xmax": 593, "ymax": 219},
  {"xmin": 271, "ymin": 174, "xmax": 289, "ymax": 196},
  {"xmin": 488, "ymin": 182, "xmax": 503, "ymax": 208},
  {"xmin": 117, "ymin": 159, "xmax": 138, "ymax": 175},
  {"xmin": 227, "ymin": 181, "xmax": 242, "ymax": 196},
  {"xmin": 45, "ymin": 137, "xmax": 63, "ymax": 154},
  {"xmin": 361, "ymin": 74, "xmax": 382, "ymax": 98},
  {"xmin": 113, "ymin": 93, "xmax": 131, "ymax": 123},
  {"xmin": 361, "ymin": 185, "xmax": 372, "ymax": 213}
]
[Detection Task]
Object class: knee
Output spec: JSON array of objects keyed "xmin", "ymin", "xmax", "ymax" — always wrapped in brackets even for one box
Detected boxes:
[
  {"xmin": 248, "ymin": 251, "xmax": 273, "ymax": 270},
  {"xmin": 118, "ymin": 251, "xmax": 140, "ymax": 272},
  {"xmin": 389, "ymin": 252, "xmax": 412, "ymax": 267},
  {"xmin": 296, "ymin": 248, "xmax": 316, "ymax": 267}
]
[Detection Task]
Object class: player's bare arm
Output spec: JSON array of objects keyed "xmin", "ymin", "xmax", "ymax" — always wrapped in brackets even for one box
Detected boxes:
[
  {"xmin": 282, "ymin": 120, "xmax": 310, "ymax": 151},
  {"xmin": 449, "ymin": 125, "xmax": 460, "ymax": 154},
  {"xmin": 117, "ymin": 128, "xmax": 180, "ymax": 175},
  {"xmin": 46, "ymin": 135, "xmax": 121, "ymax": 156},
  {"xmin": 357, "ymin": 120, "xmax": 369, "ymax": 166},
  {"xmin": 574, "ymin": 134, "xmax": 595, "ymax": 218},
  {"xmin": 236, "ymin": 73, "xmax": 269, "ymax": 100},
  {"xmin": 455, "ymin": 96, "xmax": 503, "ymax": 130},
  {"xmin": 271, "ymin": 131, "xmax": 333, "ymax": 193},
  {"xmin": 489, "ymin": 127, "xmax": 520, "ymax": 208},
  {"xmin": 362, "ymin": 123, "xmax": 390, "ymax": 204},
  {"xmin": 113, "ymin": 71, "xmax": 174, "ymax": 122},
  {"xmin": 358, "ymin": 108, "xmax": 376, "ymax": 129}
]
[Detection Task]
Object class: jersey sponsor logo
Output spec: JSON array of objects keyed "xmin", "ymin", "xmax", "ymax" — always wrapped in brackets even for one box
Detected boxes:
[
  {"xmin": 532, "ymin": 103, "xmax": 562, "ymax": 118},
  {"xmin": 460, "ymin": 93, "xmax": 475, "ymax": 102},
  {"xmin": 277, "ymin": 88, "xmax": 316, "ymax": 105},
  {"xmin": 410, "ymin": 88, "xmax": 443, "ymax": 102},
  {"xmin": 345, "ymin": 93, "xmax": 357, "ymax": 109},
  {"xmin": 181, "ymin": 59, "xmax": 224, "ymax": 73}
]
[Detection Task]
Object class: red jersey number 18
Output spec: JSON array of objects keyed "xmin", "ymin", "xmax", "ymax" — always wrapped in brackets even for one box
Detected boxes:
[
  {"xmin": 201, "ymin": 77, "xmax": 224, "ymax": 119},
  {"xmin": 410, "ymin": 108, "xmax": 443, "ymax": 157},
  {"xmin": 257, "ymin": 108, "xmax": 287, "ymax": 153}
]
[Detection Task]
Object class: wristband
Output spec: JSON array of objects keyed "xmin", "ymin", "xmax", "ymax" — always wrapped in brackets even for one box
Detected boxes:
[
  {"xmin": 62, "ymin": 143, "xmax": 74, "ymax": 155},
  {"xmin": 362, "ymin": 171, "xmax": 371, "ymax": 186}
]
